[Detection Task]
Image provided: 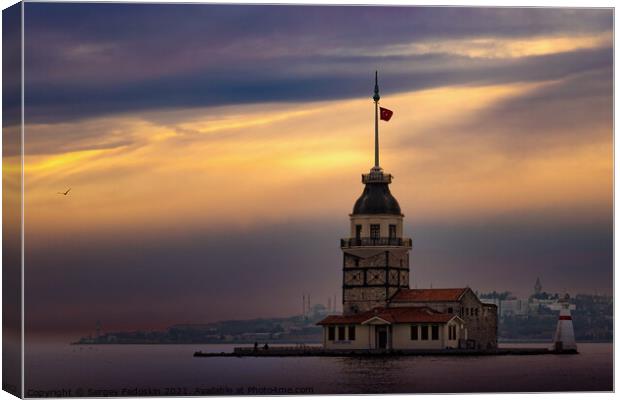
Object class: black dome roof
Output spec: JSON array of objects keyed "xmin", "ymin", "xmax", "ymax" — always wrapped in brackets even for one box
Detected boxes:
[{"xmin": 352, "ymin": 182, "xmax": 401, "ymax": 215}]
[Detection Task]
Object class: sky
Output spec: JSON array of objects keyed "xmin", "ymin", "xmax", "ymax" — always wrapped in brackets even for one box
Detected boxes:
[{"xmin": 10, "ymin": 4, "xmax": 612, "ymax": 338}]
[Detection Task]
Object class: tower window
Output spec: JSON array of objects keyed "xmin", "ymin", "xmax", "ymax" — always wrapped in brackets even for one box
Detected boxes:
[
  {"xmin": 348, "ymin": 325, "xmax": 356, "ymax": 341},
  {"xmin": 355, "ymin": 225, "xmax": 362, "ymax": 240},
  {"xmin": 328, "ymin": 326, "xmax": 335, "ymax": 341},
  {"xmin": 389, "ymin": 224, "xmax": 397, "ymax": 239},
  {"xmin": 370, "ymin": 224, "xmax": 380, "ymax": 239}
]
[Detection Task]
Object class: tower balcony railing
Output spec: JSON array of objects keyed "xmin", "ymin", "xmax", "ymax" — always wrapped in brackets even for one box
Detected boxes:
[
  {"xmin": 340, "ymin": 237, "xmax": 412, "ymax": 248},
  {"xmin": 362, "ymin": 171, "xmax": 392, "ymax": 184}
]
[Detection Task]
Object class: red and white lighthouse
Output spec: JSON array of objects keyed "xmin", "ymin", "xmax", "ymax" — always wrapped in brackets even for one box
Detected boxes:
[{"xmin": 550, "ymin": 293, "xmax": 577, "ymax": 352}]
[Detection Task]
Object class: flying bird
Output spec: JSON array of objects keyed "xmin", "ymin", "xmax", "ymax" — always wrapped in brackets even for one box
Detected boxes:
[{"xmin": 57, "ymin": 188, "xmax": 71, "ymax": 196}]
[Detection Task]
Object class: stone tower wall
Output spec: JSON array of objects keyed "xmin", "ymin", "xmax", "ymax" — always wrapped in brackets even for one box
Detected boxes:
[{"xmin": 342, "ymin": 250, "xmax": 409, "ymax": 315}]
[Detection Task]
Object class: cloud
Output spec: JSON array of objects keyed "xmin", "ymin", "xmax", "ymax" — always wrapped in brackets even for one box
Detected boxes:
[
  {"xmin": 22, "ymin": 91, "xmax": 612, "ymax": 337},
  {"xmin": 396, "ymin": 66, "xmax": 613, "ymax": 156},
  {"xmin": 23, "ymin": 78, "xmax": 611, "ymax": 235},
  {"xmin": 18, "ymin": 4, "xmax": 613, "ymax": 336},
  {"xmin": 331, "ymin": 31, "xmax": 612, "ymax": 59},
  {"xmin": 24, "ymin": 208, "xmax": 612, "ymax": 337},
  {"xmin": 18, "ymin": 5, "xmax": 613, "ymax": 123}
]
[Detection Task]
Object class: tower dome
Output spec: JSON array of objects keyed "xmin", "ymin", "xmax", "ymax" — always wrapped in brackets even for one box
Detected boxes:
[
  {"xmin": 351, "ymin": 71, "xmax": 402, "ymax": 216},
  {"xmin": 353, "ymin": 175, "xmax": 401, "ymax": 215}
]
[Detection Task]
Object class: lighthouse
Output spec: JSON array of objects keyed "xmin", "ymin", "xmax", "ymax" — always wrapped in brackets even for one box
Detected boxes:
[
  {"xmin": 550, "ymin": 293, "xmax": 578, "ymax": 353},
  {"xmin": 340, "ymin": 72, "xmax": 412, "ymax": 315}
]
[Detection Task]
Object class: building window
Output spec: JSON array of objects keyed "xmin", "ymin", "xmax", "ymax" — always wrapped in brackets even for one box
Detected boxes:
[
  {"xmin": 410, "ymin": 325, "xmax": 418, "ymax": 340},
  {"xmin": 370, "ymin": 224, "xmax": 380, "ymax": 239},
  {"xmin": 328, "ymin": 326, "xmax": 335, "ymax": 341},
  {"xmin": 475, "ymin": 308, "xmax": 479, "ymax": 317},
  {"xmin": 447, "ymin": 307, "xmax": 453, "ymax": 313},
  {"xmin": 355, "ymin": 225, "xmax": 362, "ymax": 241},
  {"xmin": 348, "ymin": 325, "xmax": 356, "ymax": 341},
  {"xmin": 431, "ymin": 325, "xmax": 439, "ymax": 340},
  {"xmin": 389, "ymin": 224, "xmax": 397, "ymax": 239},
  {"xmin": 421, "ymin": 325, "xmax": 429, "ymax": 340},
  {"xmin": 338, "ymin": 326, "xmax": 346, "ymax": 341}
]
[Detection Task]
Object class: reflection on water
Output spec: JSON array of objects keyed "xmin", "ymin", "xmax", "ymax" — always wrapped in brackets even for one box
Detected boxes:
[{"xmin": 25, "ymin": 342, "xmax": 612, "ymax": 395}]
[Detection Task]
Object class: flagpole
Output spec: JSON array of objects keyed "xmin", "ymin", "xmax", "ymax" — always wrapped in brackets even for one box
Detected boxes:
[{"xmin": 373, "ymin": 71, "xmax": 380, "ymax": 168}]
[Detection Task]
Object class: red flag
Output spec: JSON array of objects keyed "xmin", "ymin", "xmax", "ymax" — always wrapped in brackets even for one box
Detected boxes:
[{"xmin": 380, "ymin": 107, "xmax": 394, "ymax": 121}]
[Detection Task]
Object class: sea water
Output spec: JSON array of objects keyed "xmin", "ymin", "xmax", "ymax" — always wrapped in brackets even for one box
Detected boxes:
[{"xmin": 24, "ymin": 342, "xmax": 612, "ymax": 395}]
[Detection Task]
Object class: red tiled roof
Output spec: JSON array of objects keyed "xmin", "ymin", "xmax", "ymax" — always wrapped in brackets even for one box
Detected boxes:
[
  {"xmin": 317, "ymin": 306, "xmax": 457, "ymax": 325},
  {"xmin": 316, "ymin": 313, "xmax": 371, "ymax": 325},
  {"xmin": 390, "ymin": 288, "xmax": 469, "ymax": 303}
]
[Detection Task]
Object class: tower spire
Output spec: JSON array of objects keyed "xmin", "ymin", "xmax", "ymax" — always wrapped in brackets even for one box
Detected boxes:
[{"xmin": 373, "ymin": 71, "xmax": 380, "ymax": 168}]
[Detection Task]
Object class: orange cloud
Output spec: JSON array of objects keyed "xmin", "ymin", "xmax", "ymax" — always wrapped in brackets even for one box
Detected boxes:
[
  {"xmin": 23, "ymin": 79, "xmax": 611, "ymax": 238},
  {"xmin": 331, "ymin": 31, "xmax": 612, "ymax": 59}
]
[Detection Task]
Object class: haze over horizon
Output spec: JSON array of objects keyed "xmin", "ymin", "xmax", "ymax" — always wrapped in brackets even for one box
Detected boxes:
[{"xmin": 7, "ymin": 4, "xmax": 612, "ymax": 338}]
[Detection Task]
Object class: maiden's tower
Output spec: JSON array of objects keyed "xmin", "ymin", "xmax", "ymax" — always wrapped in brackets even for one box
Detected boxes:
[{"xmin": 318, "ymin": 73, "xmax": 498, "ymax": 351}]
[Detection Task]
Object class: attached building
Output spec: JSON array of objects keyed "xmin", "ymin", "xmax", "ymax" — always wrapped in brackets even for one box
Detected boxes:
[
  {"xmin": 318, "ymin": 288, "xmax": 496, "ymax": 350},
  {"xmin": 318, "ymin": 306, "xmax": 465, "ymax": 350}
]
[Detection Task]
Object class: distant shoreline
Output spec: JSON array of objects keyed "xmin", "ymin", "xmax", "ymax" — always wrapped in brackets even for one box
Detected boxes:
[
  {"xmin": 70, "ymin": 339, "xmax": 612, "ymax": 345},
  {"xmin": 498, "ymin": 339, "xmax": 612, "ymax": 344},
  {"xmin": 70, "ymin": 340, "xmax": 323, "ymax": 345}
]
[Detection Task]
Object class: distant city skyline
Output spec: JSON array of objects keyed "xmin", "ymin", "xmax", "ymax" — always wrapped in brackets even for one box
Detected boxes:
[{"xmin": 11, "ymin": 4, "xmax": 612, "ymax": 338}]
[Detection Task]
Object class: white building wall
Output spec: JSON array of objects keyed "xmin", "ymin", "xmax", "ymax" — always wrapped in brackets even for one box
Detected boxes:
[
  {"xmin": 392, "ymin": 324, "xmax": 444, "ymax": 349},
  {"xmin": 323, "ymin": 320, "xmax": 465, "ymax": 350}
]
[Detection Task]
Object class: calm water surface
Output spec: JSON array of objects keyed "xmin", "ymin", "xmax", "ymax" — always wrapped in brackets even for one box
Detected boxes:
[{"xmin": 25, "ymin": 342, "xmax": 612, "ymax": 396}]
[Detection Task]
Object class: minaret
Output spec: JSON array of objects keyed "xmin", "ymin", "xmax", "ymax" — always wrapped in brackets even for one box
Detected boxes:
[
  {"xmin": 534, "ymin": 277, "xmax": 542, "ymax": 295},
  {"xmin": 340, "ymin": 72, "xmax": 412, "ymax": 315}
]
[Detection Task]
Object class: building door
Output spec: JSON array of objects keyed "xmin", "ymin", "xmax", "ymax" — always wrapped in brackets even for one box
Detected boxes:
[{"xmin": 376, "ymin": 326, "xmax": 388, "ymax": 349}]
